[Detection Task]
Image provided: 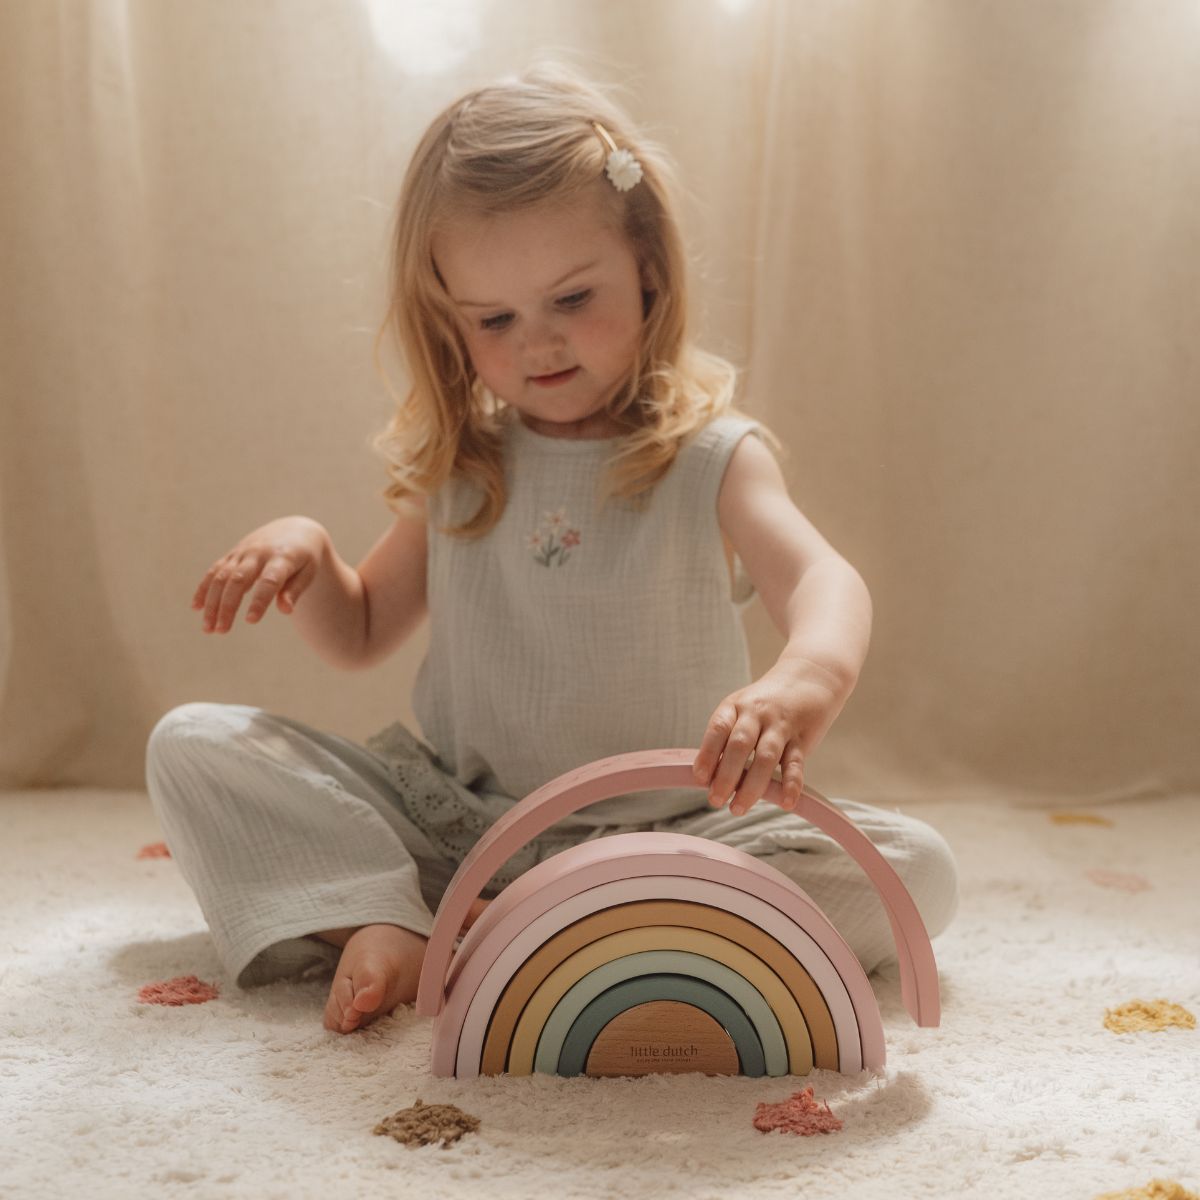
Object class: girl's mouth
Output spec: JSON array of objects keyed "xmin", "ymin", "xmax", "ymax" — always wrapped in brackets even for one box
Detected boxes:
[{"xmin": 531, "ymin": 367, "xmax": 580, "ymax": 387}]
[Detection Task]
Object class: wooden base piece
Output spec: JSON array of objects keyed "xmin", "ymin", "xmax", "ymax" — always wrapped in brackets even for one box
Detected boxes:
[{"xmin": 584, "ymin": 1000, "xmax": 740, "ymax": 1077}]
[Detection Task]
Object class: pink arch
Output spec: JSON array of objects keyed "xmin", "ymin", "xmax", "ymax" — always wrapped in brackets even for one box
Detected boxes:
[{"xmin": 417, "ymin": 749, "xmax": 940, "ymax": 1031}]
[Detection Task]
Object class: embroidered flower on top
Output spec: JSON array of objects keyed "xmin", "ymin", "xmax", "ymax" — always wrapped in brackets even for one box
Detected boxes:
[{"xmin": 529, "ymin": 510, "xmax": 581, "ymax": 567}]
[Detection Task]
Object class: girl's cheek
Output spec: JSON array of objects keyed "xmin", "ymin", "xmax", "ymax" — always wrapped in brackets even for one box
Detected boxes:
[
  {"xmin": 595, "ymin": 292, "xmax": 642, "ymax": 339},
  {"xmin": 465, "ymin": 336, "xmax": 506, "ymax": 377},
  {"xmin": 577, "ymin": 309, "xmax": 620, "ymax": 347},
  {"xmin": 586, "ymin": 310, "xmax": 640, "ymax": 360}
]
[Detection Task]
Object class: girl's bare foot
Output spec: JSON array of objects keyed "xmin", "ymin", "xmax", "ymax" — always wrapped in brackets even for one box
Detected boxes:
[
  {"xmin": 322, "ymin": 924, "xmax": 427, "ymax": 1033},
  {"xmin": 317, "ymin": 899, "xmax": 492, "ymax": 1034}
]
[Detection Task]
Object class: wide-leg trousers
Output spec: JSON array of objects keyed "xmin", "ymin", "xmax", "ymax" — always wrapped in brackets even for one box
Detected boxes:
[{"xmin": 145, "ymin": 702, "xmax": 959, "ymax": 989}]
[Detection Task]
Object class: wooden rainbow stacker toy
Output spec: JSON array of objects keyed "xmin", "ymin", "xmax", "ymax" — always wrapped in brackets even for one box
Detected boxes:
[{"xmin": 415, "ymin": 749, "xmax": 941, "ymax": 1078}]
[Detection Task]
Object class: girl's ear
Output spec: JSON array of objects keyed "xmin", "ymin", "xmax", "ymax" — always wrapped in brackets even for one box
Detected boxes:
[{"xmin": 638, "ymin": 260, "xmax": 656, "ymax": 318}]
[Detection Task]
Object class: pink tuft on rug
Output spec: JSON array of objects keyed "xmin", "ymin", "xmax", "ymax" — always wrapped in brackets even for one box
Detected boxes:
[
  {"xmin": 752, "ymin": 1086, "xmax": 843, "ymax": 1136},
  {"xmin": 137, "ymin": 975, "xmax": 220, "ymax": 1005}
]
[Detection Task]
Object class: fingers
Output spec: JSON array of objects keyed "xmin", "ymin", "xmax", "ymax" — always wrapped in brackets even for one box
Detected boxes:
[
  {"xmin": 693, "ymin": 704, "xmax": 808, "ymax": 816},
  {"xmin": 244, "ymin": 555, "xmax": 299, "ymax": 624},
  {"xmin": 780, "ymin": 743, "xmax": 806, "ymax": 808},
  {"xmin": 274, "ymin": 555, "xmax": 317, "ymax": 616},
  {"xmin": 692, "ymin": 703, "xmax": 738, "ymax": 792},
  {"xmin": 730, "ymin": 735, "xmax": 787, "ymax": 815},
  {"xmin": 196, "ymin": 550, "xmax": 292, "ymax": 633},
  {"xmin": 702, "ymin": 712, "xmax": 761, "ymax": 814},
  {"xmin": 189, "ymin": 574, "xmax": 211, "ymax": 611},
  {"xmin": 191, "ymin": 517, "xmax": 327, "ymax": 634},
  {"xmin": 198, "ymin": 555, "xmax": 256, "ymax": 633}
]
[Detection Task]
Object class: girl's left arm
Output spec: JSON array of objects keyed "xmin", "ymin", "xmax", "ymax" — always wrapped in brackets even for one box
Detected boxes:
[{"xmin": 692, "ymin": 434, "xmax": 873, "ymax": 816}]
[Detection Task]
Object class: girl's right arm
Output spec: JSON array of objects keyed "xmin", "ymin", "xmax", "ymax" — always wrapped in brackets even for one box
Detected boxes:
[{"xmin": 192, "ymin": 499, "xmax": 428, "ymax": 670}]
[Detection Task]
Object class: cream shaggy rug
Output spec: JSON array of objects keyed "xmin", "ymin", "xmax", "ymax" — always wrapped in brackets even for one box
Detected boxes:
[{"xmin": 1, "ymin": 788, "xmax": 1197, "ymax": 1200}]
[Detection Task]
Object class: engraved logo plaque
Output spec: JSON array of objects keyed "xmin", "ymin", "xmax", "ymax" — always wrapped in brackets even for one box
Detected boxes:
[{"xmin": 584, "ymin": 1000, "xmax": 740, "ymax": 1077}]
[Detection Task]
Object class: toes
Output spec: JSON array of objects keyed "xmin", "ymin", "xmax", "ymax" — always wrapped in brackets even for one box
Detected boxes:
[
  {"xmin": 322, "ymin": 926, "xmax": 425, "ymax": 1034},
  {"xmin": 325, "ymin": 968, "xmax": 389, "ymax": 1033},
  {"xmin": 324, "ymin": 974, "xmax": 358, "ymax": 1032},
  {"xmin": 349, "ymin": 978, "xmax": 385, "ymax": 1016}
]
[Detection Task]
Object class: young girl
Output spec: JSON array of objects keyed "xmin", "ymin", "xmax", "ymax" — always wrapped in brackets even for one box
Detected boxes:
[{"xmin": 146, "ymin": 64, "xmax": 958, "ymax": 1037}]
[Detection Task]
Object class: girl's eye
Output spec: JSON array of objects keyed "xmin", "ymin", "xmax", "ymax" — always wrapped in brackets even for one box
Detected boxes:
[{"xmin": 478, "ymin": 289, "xmax": 592, "ymax": 333}]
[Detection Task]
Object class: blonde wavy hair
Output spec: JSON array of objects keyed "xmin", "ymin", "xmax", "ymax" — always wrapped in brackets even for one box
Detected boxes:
[{"xmin": 371, "ymin": 60, "xmax": 780, "ymax": 537}]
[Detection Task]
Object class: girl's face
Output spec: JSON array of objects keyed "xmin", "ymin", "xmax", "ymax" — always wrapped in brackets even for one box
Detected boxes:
[{"xmin": 432, "ymin": 189, "xmax": 647, "ymax": 439}]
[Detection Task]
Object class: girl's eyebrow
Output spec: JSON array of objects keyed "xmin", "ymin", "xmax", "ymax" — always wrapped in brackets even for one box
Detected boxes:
[{"xmin": 454, "ymin": 259, "xmax": 599, "ymax": 308}]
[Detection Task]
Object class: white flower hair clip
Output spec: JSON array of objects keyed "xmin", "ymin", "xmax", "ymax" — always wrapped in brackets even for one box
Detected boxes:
[{"xmin": 591, "ymin": 121, "xmax": 643, "ymax": 193}]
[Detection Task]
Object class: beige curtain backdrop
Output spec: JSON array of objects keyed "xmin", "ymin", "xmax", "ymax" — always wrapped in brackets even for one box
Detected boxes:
[{"xmin": 1, "ymin": 0, "xmax": 1196, "ymax": 806}]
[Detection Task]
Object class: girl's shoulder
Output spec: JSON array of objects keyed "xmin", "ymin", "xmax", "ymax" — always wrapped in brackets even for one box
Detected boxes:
[
  {"xmin": 686, "ymin": 410, "xmax": 767, "ymax": 447},
  {"xmin": 676, "ymin": 411, "xmax": 773, "ymax": 473},
  {"xmin": 652, "ymin": 412, "xmax": 773, "ymax": 512}
]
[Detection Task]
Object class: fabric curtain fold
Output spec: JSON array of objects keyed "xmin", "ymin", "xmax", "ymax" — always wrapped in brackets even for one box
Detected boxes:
[{"xmin": 1, "ymin": 0, "xmax": 1196, "ymax": 804}]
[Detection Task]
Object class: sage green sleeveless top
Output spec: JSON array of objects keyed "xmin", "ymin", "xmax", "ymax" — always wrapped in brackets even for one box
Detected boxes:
[{"xmin": 411, "ymin": 411, "xmax": 764, "ymax": 827}]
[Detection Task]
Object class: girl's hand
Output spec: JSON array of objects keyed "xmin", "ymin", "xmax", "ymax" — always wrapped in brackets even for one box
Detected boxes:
[
  {"xmin": 691, "ymin": 659, "xmax": 852, "ymax": 816},
  {"xmin": 192, "ymin": 516, "xmax": 329, "ymax": 633}
]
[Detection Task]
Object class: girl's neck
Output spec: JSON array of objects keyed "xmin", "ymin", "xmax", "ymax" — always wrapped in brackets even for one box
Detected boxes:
[{"xmin": 507, "ymin": 408, "xmax": 626, "ymax": 443}]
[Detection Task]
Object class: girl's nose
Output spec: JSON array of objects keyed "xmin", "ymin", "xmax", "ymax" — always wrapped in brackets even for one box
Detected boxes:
[{"xmin": 520, "ymin": 317, "xmax": 565, "ymax": 355}]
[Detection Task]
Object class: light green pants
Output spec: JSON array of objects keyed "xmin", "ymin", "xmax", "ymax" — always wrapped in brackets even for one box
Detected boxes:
[{"xmin": 146, "ymin": 702, "xmax": 959, "ymax": 988}]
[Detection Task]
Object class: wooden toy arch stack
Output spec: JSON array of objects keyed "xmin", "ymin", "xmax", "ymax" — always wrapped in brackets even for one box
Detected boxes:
[{"xmin": 415, "ymin": 750, "xmax": 940, "ymax": 1078}]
